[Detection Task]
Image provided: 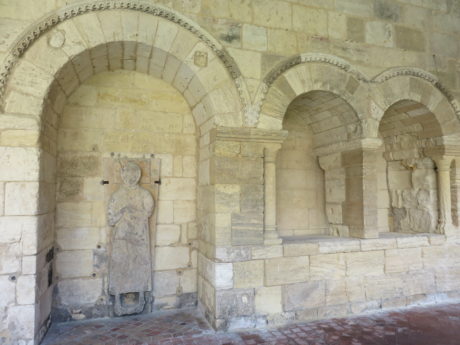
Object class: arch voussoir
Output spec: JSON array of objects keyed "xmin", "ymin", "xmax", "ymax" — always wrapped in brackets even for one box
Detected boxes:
[
  {"xmin": 257, "ymin": 55, "xmax": 369, "ymax": 129},
  {"xmin": 0, "ymin": 0, "xmax": 248, "ymax": 123}
]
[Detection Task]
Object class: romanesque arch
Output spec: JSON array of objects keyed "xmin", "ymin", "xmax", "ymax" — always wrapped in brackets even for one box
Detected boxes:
[
  {"xmin": 371, "ymin": 68, "xmax": 460, "ymax": 138},
  {"xmin": 254, "ymin": 53, "xmax": 369, "ymax": 135},
  {"xmin": 0, "ymin": 3, "xmax": 246, "ymax": 343},
  {"xmin": 0, "ymin": 0, "xmax": 247, "ymax": 126}
]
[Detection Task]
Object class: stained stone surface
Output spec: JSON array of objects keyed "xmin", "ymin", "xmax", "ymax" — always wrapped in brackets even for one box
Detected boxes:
[{"xmin": 107, "ymin": 162, "xmax": 154, "ymax": 316}]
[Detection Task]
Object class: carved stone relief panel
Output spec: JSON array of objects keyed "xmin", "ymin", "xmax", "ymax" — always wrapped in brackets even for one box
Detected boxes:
[{"xmin": 105, "ymin": 158, "xmax": 160, "ymax": 316}]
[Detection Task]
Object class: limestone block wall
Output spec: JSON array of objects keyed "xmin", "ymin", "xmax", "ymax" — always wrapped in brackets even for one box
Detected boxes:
[
  {"xmin": 276, "ymin": 109, "xmax": 328, "ymax": 236},
  {"xmin": 0, "ymin": 147, "xmax": 55, "ymax": 344},
  {"xmin": 0, "ymin": 111, "xmax": 56, "ymax": 342},
  {"xmin": 209, "ymin": 233, "xmax": 460, "ymax": 330},
  {"xmin": 53, "ymin": 70, "xmax": 198, "ymax": 321},
  {"xmin": 198, "ymin": 129, "xmax": 282, "ymax": 324}
]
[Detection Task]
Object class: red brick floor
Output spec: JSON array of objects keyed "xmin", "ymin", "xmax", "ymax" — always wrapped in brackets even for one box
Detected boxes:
[{"xmin": 41, "ymin": 303, "xmax": 460, "ymax": 345}]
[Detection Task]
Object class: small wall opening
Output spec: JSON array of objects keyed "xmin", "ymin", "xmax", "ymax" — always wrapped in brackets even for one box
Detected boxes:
[{"xmin": 378, "ymin": 100, "xmax": 442, "ymax": 234}]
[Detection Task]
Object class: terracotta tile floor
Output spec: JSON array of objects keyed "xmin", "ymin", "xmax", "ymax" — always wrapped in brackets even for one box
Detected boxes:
[{"xmin": 42, "ymin": 303, "xmax": 460, "ymax": 345}]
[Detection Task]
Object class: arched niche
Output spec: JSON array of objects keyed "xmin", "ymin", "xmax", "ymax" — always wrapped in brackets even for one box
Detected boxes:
[
  {"xmin": 0, "ymin": 8, "xmax": 243, "ymax": 342},
  {"xmin": 276, "ymin": 90, "xmax": 361, "ymax": 238},
  {"xmin": 377, "ymin": 100, "xmax": 442, "ymax": 234}
]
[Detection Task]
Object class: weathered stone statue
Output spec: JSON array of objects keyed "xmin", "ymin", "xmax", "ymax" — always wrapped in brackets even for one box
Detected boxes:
[{"xmin": 107, "ymin": 162, "xmax": 154, "ymax": 316}]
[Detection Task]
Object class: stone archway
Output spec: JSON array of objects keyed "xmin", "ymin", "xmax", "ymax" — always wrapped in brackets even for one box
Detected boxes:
[
  {"xmin": 370, "ymin": 68, "xmax": 460, "ymax": 138},
  {"xmin": 253, "ymin": 54, "xmax": 369, "ymax": 133},
  {"xmin": 0, "ymin": 4, "xmax": 244, "ymax": 344},
  {"xmin": 256, "ymin": 55, "xmax": 379, "ymax": 239},
  {"xmin": 276, "ymin": 90, "xmax": 361, "ymax": 238},
  {"xmin": 371, "ymin": 71, "xmax": 460, "ymax": 237}
]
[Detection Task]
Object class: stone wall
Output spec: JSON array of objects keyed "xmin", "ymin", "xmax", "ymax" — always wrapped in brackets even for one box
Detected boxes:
[
  {"xmin": 276, "ymin": 104, "xmax": 328, "ymax": 236},
  {"xmin": 1, "ymin": 1, "xmax": 460, "ymax": 344},
  {"xmin": 208, "ymin": 233, "xmax": 460, "ymax": 330},
  {"xmin": 53, "ymin": 70, "xmax": 198, "ymax": 320}
]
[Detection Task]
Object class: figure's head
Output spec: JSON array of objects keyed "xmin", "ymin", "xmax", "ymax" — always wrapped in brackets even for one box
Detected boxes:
[{"xmin": 121, "ymin": 162, "xmax": 141, "ymax": 187}]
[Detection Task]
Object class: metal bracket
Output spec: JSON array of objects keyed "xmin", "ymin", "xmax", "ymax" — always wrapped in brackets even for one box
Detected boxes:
[
  {"xmin": 154, "ymin": 179, "xmax": 161, "ymax": 185},
  {"xmin": 100, "ymin": 180, "xmax": 110, "ymax": 185}
]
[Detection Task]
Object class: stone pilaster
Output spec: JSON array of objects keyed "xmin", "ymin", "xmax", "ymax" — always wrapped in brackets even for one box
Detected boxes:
[
  {"xmin": 210, "ymin": 127, "xmax": 288, "ymax": 247},
  {"xmin": 426, "ymin": 143, "xmax": 460, "ymax": 236},
  {"xmin": 264, "ymin": 145, "xmax": 282, "ymax": 245},
  {"xmin": 317, "ymin": 138, "xmax": 382, "ymax": 239}
]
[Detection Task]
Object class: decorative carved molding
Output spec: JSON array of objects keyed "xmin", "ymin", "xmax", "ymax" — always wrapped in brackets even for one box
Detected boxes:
[
  {"xmin": 2, "ymin": 2, "xmax": 459, "ymax": 131},
  {"xmin": 372, "ymin": 67, "xmax": 438, "ymax": 84},
  {"xmin": 250, "ymin": 53, "xmax": 369, "ymax": 126},
  {"xmin": 372, "ymin": 67, "xmax": 460, "ymax": 116},
  {"xmin": 253, "ymin": 53, "xmax": 460, "ymax": 127},
  {"xmin": 263, "ymin": 53, "xmax": 368, "ymax": 87},
  {"xmin": 0, "ymin": 0, "xmax": 248, "ymax": 110}
]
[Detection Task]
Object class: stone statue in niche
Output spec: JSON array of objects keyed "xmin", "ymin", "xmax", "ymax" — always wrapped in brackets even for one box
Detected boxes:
[{"xmin": 107, "ymin": 161, "xmax": 154, "ymax": 316}]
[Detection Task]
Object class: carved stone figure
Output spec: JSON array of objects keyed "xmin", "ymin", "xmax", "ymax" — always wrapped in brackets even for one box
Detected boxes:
[{"xmin": 107, "ymin": 162, "xmax": 154, "ymax": 316}]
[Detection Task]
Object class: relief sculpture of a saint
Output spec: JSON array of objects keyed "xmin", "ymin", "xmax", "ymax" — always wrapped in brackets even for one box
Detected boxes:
[{"xmin": 107, "ymin": 161, "xmax": 154, "ymax": 316}]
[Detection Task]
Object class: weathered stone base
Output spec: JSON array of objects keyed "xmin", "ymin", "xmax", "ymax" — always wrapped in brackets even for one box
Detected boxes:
[
  {"xmin": 201, "ymin": 233, "xmax": 460, "ymax": 331},
  {"xmin": 52, "ymin": 292, "xmax": 198, "ymax": 323}
]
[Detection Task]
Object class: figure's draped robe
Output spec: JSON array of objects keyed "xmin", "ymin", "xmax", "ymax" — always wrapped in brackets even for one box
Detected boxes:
[{"xmin": 107, "ymin": 186, "xmax": 154, "ymax": 297}]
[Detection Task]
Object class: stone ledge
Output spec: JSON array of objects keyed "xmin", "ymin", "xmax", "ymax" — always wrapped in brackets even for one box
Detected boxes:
[
  {"xmin": 212, "ymin": 233, "xmax": 448, "ymax": 263},
  {"xmin": 279, "ymin": 232, "xmax": 446, "ymax": 255}
]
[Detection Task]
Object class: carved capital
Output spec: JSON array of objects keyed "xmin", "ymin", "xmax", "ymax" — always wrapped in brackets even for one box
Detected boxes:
[
  {"xmin": 432, "ymin": 156, "xmax": 454, "ymax": 172},
  {"xmin": 264, "ymin": 145, "xmax": 281, "ymax": 163}
]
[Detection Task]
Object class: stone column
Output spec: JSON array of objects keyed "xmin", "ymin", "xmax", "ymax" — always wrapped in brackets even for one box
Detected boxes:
[
  {"xmin": 264, "ymin": 145, "xmax": 282, "ymax": 245},
  {"xmin": 433, "ymin": 156, "xmax": 454, "ymax": 234},
  {"xmin": 451, "ymin": 158, "xmax": 460, "ymax": 227}
]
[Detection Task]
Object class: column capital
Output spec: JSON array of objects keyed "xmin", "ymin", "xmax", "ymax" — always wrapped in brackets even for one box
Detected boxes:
[
  {"xmin": 431, "ymin": 155, "xmax": 454, "ymax": 172},
  {"xmin": 264, "ymin": 144, "xmax": 281, "ymax": 162}
]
